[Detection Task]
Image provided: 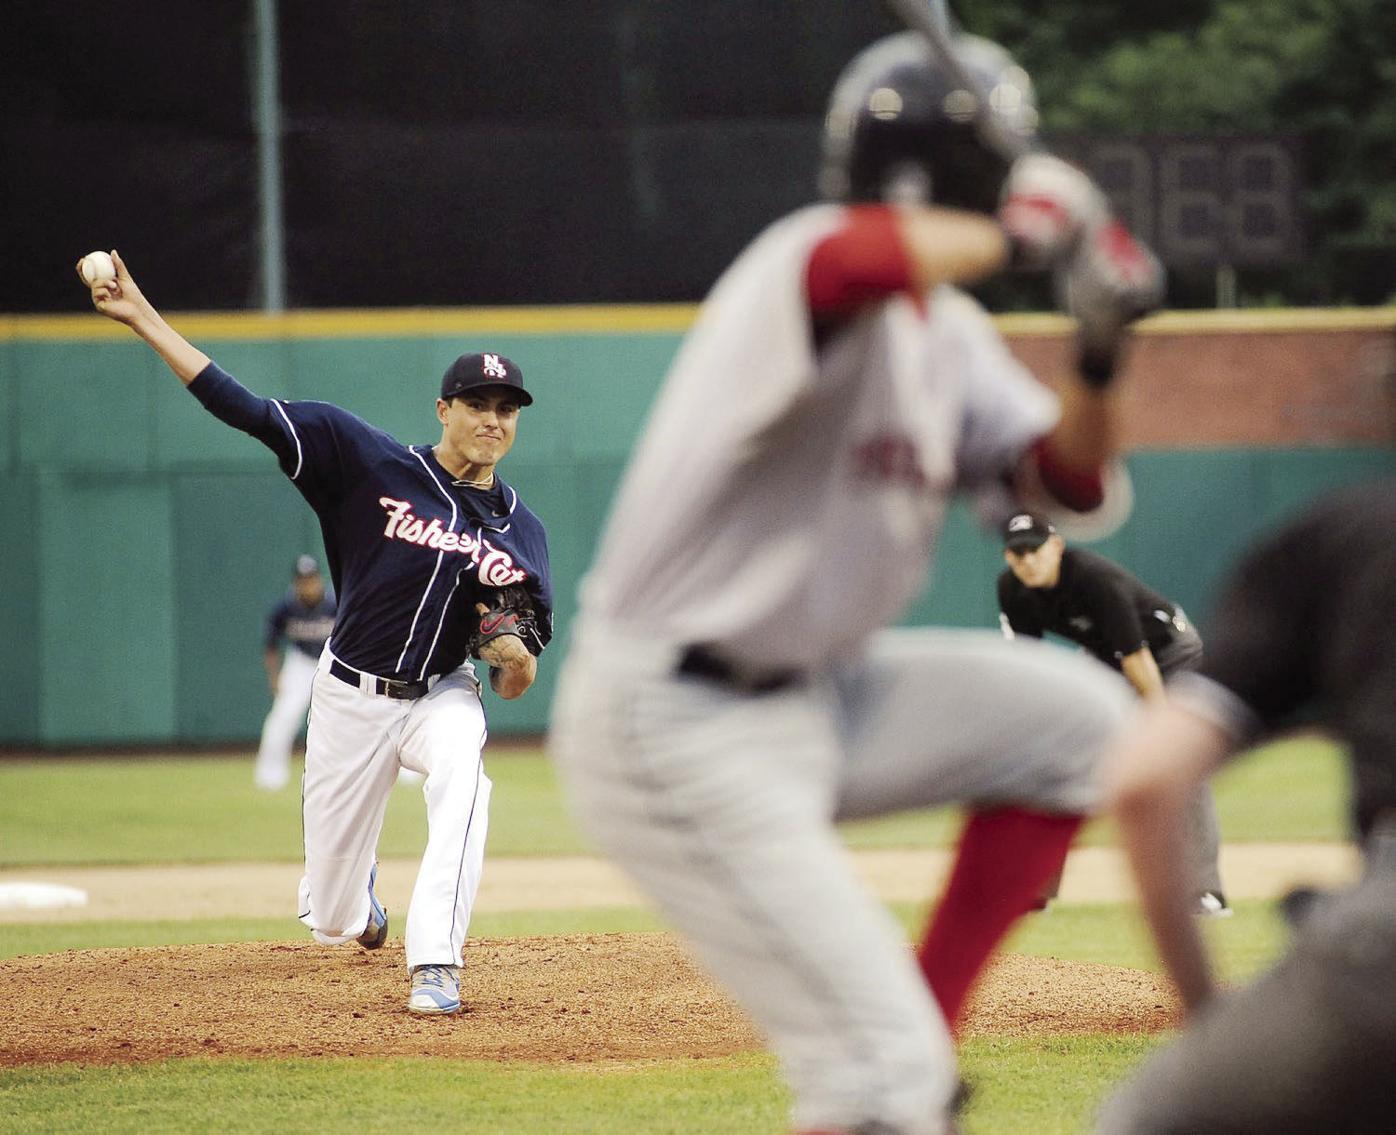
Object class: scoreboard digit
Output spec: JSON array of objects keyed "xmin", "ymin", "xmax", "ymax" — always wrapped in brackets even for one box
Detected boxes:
[{"xmin": 1052, "ymin": 134, "xmax": 1303, "ymax": 268}]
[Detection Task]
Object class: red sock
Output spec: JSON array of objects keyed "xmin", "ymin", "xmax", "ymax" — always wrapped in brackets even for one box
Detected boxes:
[{"xmin": 917, "ymin": 806, "xmax": 1083, "ymax": 1031}]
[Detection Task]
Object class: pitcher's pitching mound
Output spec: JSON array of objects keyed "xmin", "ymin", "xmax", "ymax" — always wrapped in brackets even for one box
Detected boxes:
[{"xmin": 0, "ymin": 932, "xmax": 1179, "ymax": 1066}]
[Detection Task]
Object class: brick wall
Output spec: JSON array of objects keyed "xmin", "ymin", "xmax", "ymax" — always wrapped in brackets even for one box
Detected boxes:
[{"xmin": 1002, "ymin": 310, "xmax": 1396, "ymax": 449}]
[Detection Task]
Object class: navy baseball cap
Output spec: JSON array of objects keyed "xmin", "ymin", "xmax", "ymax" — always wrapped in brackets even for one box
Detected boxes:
[
  {"xmin": 294, "ymin": 555, "xmax": 320, "ymax": 577},
  {"xmin": 440, "ymin": 352, "xmax": 533, "ymax": 406},
  {"xmin": 1002, "ymin": 512, "xmax": 1056, "ymax": 551}
]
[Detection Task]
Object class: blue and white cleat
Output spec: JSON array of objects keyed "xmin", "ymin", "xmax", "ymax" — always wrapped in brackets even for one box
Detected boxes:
[
  {"xmin": 408, "ymin": 964, "xmax": 461, "ymax": 1015},
  {"xmin": 356, "ymin": 863, "xmax": 389, "ymax": 950}
]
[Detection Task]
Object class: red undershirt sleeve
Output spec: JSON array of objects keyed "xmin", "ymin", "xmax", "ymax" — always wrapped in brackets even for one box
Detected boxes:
[
  {"xmin": 1030, "ymin": 436, "xmax": 1105, "ymax": 511},
  {"xmin": 805, "ymin": 205, "xmax": 916, "ymax": 319}
]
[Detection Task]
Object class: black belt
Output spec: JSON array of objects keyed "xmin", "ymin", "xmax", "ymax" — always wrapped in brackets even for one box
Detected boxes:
[
  {"xmin": 676, "ymin": 645, "xmax": 802, "ymax": 695},
  {"xmin": 329, "ymin": 658, "xmax": 430, "ymax": 700}
]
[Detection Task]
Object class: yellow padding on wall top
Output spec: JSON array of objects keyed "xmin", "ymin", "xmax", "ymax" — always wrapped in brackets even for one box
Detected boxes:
[{"xmin": 3, "ymin": 304, "xmax": 1394, "ymax": 342}]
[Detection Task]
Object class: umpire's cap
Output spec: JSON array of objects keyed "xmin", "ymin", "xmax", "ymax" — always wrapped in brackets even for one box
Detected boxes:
[
  {"xmin": 1002, "ymin": 512, "xmax": 1056, "ymax": 552},
  {"xmin": 441, "ymin": 352, "xmax": 533, "ymax": 406}
]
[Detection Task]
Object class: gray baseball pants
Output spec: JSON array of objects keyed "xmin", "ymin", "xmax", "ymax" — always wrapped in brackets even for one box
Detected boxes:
[
  {"xmin": 1156, "ymin": 631, "xmax": 1225, "ymax": 897},
  {"xmin": 551, "ymin": 622, "xmax": 1134, "ymax": 1135},
  {"xmin": 1097, "ymin": 823, "xmax": 1396, "ymax": 1133}
]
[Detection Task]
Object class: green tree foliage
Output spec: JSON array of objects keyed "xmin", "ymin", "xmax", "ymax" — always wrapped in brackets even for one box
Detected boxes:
[{"xmin": 957, "ymin": 0, "xmax": 1396, "ymax": 303}]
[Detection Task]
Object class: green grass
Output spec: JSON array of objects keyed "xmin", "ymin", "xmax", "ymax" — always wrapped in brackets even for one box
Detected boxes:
[
  {"xmin": 0, "ymin": 735, "xmax": 1350, "ymax": 868},
  {"xmin": 0, "ymin": 917, "xmax": 301, "ymax": 960},
  {"xmin": 996, "ymin": 898, "xmax": 1291, "ymax": 984},
  {"xmin": 1206, "ymin": 733, "xmax": 1352, "ymax": 841},
  {"xmin": 0, "ymin": 747, "xmax": 579, "ymax": 866},
  {"xmin": 959, "ymin": 1034, "xmax": 1163, "ymax": 1134},
  {"xmin": 0, "ymin": 1039, "xmax": 1173, "ymax": 1134},
  {"xmin": 0, "ymin": 737, "xmax": 1334, "ymax": 1134},
  {"xmin": 0, "ymin": 1055, "xmax": 787, "ymax": 1135},
  {"xmin": 841, "ymin": 733, "xmax": 1350, "ymax": 849}
]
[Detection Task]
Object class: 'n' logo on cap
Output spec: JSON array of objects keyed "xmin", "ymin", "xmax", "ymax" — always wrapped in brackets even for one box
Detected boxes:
[
  {"xmin": 483, "ymin": 354, "xmax": 508, "ymax": 379},
  {"xmin": 1008, "ymin": 514, "xmax": 1034, "ymax": 532}
]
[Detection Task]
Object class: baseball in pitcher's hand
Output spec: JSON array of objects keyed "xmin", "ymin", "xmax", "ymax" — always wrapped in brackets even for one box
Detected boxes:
[{"xmin": 77, "ymin": 250, "xmax": 149, "ymax": 327}]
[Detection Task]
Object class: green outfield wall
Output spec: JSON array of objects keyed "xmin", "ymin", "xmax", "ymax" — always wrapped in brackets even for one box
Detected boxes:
[{"xmin": 2, "ymin": 309, "xmax": 1392, "ymax": 746}]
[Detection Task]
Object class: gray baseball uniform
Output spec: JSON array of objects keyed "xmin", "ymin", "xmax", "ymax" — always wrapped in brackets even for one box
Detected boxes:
[
  {"xmin": 583, "ymin": 208, "xmax": 1059, "ymax": 671},
  {"xmin": 550, "ymin": 205, "xmax": 1134, "ymax": 1134}
]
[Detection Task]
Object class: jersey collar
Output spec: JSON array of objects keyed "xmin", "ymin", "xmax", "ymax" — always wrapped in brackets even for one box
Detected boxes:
[{"xmin": 415, "ymin": 444, "xmax": 518, "ymax": 533}]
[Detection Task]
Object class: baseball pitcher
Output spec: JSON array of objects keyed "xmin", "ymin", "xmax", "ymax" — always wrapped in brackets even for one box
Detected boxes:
[{"xmin": 79, "ymin": 261, "xmax": 552, "ymax": 1018}]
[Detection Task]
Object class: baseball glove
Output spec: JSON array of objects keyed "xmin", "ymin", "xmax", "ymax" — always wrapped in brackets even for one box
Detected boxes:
[{"xmin": 469, "ymin": 585, "xmax": 539, "ymax": 659}]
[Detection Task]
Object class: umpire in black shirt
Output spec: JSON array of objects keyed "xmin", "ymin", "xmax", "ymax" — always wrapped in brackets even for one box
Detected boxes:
[{"xmin": 997, "ymin": 512, "xmax": 1228, "ymax": 914}]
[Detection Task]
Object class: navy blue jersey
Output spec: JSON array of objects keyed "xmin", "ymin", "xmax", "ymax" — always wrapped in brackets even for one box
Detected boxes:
[
  {"xmin": 190, "ymin": 363, "xmax": 553, "ymax": 681},
  {"xmin": 265, "ymin": 591, "xmax": 338, "ymax": 659}
]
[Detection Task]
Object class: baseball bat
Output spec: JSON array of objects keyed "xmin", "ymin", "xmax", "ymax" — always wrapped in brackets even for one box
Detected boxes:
[{"xmin": 880, "ymin": 0, "xmax": 1029, "ymax": 159}]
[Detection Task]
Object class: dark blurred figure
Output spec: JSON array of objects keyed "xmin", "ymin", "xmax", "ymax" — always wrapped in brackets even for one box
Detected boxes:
[{"xmin": 1097, "ymin": 478, "xmax": 1396, "ymax": 1134}]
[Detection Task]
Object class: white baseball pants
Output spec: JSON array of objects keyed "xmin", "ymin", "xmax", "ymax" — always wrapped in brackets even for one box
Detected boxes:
[
  {"xmin": 253, "ymin": 649, "xmax": 318, "ymax": 790},
  {"xmin": 551, "ymin": 621, "xmax": 1133, "ymax": 1135},
  {"xmin": 297, "ymin": 651, "xmax": 491, "ymax": 971}
]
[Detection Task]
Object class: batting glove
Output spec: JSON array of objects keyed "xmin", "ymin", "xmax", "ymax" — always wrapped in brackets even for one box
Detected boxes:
[
  {"xmin": 998, "ymin": 152, "xmax": 1110, "ymax": 268},
  {"xmin": 1058, "ymin": 221, "xmax": 1166, "ymax": 388}
]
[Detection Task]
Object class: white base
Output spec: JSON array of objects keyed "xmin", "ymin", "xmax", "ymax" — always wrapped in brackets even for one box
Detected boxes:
[{"xmin": 0, "ymin": 882, "xmax": 89, "ymax": 911}]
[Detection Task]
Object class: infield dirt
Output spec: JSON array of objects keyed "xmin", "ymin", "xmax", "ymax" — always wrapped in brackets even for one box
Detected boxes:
[{"xmin": 0, "ymin": 933, "xmax": 1179, "ymax": 1067}]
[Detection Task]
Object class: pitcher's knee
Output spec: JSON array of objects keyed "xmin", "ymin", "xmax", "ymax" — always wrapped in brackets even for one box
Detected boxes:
[
  {"xmin": 306, "ymin": 894, "xmax": 369, "ymax": 941},
  {"xmin": 313, "ymin": 906, "xmax": 360, "ymax": 938},
  {"xmin": 422, "ymin": 754, "xmax": 486, "ymax": 790},
  {"xmin": 310, "ymin": 927, "xmax": 359, "ymax": 946}
]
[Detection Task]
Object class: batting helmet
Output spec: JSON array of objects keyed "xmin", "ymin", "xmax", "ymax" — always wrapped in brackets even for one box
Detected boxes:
[{"xmin": 819, "ymin": 32, "xmax": 1038, "ymax": 213}]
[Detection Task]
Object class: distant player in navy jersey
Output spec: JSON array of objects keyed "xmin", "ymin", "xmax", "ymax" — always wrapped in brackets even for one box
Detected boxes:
[
  {"xmin": 81, "ymin": 252, "xmax": 552, "ymax": 1017},
  {"xmin": 253, "ymin": 555, "xmax": 337, "ymax": 791}
]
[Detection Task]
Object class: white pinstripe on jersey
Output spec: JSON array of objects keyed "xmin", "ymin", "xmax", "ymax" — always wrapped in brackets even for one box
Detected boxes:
[
  {"xmin": 396, "ymin": 447, "xmax": 460, "ymax": 676},
  {"xmin": 271, "ymin": 400, "xmax": 304, "ymax": 480}
]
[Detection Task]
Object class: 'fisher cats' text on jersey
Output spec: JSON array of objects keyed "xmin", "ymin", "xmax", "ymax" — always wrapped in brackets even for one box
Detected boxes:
[{"xmin": 188, "ymin": 364, "xmax": 553, "ymax": 681}]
